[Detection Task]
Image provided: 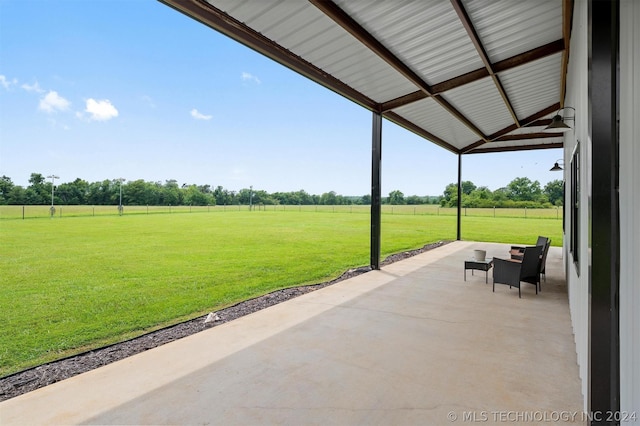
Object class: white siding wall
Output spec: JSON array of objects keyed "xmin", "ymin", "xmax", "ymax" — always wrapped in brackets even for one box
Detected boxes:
[
  {"xmin": 564, "ymin": 0, "xmax": 589, "ymax": 409},
  {"xmin": 567, "ymin": 0, "xmax": 640, "ymax": 415},
  {"xmin": 620, "ymin": 0, "xmax": 640, "ymax": 421}
]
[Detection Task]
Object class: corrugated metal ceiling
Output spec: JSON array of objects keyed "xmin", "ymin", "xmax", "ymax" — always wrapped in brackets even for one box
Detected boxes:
[{"xmin": 160, "ymin": 0, "xmax": 572, "ymax": 155}]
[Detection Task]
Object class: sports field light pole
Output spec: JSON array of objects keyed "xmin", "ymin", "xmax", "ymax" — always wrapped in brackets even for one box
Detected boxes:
[
  {"xmin": 47, "ymin": 174, "xmax": 59, "ymax": 218},
  {"xmin": 117, "ymin": 178, "xmax": 125, "ymax": 215}
]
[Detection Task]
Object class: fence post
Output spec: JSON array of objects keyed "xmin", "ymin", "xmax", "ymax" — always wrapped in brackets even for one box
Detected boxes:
[
  {"xmin": 494, "ymin": 206, "xmax": 496, "ymax": 218},
  {"xmin": 23, "ymin": 205, "xmax": 25, "ymax": 220},
  {"xmin": 525, "ymin": 207, "xmax": 527, "ymax": 218}
]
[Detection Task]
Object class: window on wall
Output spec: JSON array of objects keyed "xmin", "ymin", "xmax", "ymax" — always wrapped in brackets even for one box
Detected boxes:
[{"xmin": 570, "ymin": 143, "xmax": 580, "ymax": 272}]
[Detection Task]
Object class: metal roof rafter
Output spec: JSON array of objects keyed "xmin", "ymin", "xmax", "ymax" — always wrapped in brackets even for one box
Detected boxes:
[
  {"xmin": 465, "ymin": 142, "xmax": 564, "ymax": 154},
  {"xmin": 460, "ymin": 103, "xmax": 561, "ymax": 153},
  {"xmin": 381, "ymin": 39, "xmax": 565, "ymax": 112},
  {"xmin": 309, "ymin": 0, "xmax": 489, "ymax": 143},
  {"xmin": 560, "ymin": 0, "xmax": 574, "ymax": 107},
  {"xmin": 450, "ymin": 0, "xmax": 520, "ymax": 126}
]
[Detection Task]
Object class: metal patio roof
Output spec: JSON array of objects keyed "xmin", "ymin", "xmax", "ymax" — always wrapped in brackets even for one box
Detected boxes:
[{"xmin": 160, "ymin": 0, "xmax": 572, "ymax": 155}]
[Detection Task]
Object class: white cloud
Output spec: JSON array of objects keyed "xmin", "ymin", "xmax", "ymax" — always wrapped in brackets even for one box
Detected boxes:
[
  {"xmin": 21, "ymin": 81, "xmax": 44, "ymax": 93},
  {"xmin": 190, "ymin": 108, "xmax": 212, "ymax": 121},
  {"xmin": 38, "ymin": 91, "xmax": 71, "ymax": 113},
  {"xmin": 85, "ymin": 98, "xmax": 119, "ymax": 121},
  {"xmin": 241, "ymin": 72, "xmax": 261, "ymax": 84},
  {"xmin": 0, "ymin": 75, "xmax": 17, "ymax": 90}
]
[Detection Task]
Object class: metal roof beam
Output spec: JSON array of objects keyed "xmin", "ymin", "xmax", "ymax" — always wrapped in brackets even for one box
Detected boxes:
[
  {"xmin": 493, "ymin": 132, "xmax": 564, "ymax": 141},
  {"xmin": 309, "ymin": 0, "xmax": 433, "ymax": 96},
  {"xmin": 560, "ymin": 0, "xmax": 574, "ymax": 107},
  {"xmin": 465, "ymin": 142, "xmax": 564, "ymax": 154},
  {"xmin": 524, "ymin": 119, "xmax": 553, "ymax": 127},
  {"xmin": 383, "ymin": 111, "xmax": 460, "ymax": 154},
  {"xmin": 488, "ymin": 103, "xmax": 561, "ymax": 140},
  {"xmin": 310, "ymin": 0, "xmax": 489, "ymax": 142},
  {"xmin": 381, "ymin": 40, "xmax": 565, "ymax": 112},
  {"xmin": 459, "ymin": 103, "xmax": 561, "ymax": 153},
  {"xmin": 450, "ymin": 0, "xmax": 519, "ymax": 126}
]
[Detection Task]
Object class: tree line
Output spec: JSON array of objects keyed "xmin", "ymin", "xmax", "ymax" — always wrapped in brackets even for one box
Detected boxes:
[
  {"xmin": 440, "ymin": 177, "xmax": 563, "ymax": 208},
  {"xmin": 0, "ymin": 173, "xmax": 561, "ymax": 208}
]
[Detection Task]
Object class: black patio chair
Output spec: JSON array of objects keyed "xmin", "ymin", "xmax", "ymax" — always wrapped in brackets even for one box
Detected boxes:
[
  {"xmin": 509, "ymin": 236, "xmax": 548, "ymax": 260},
  {"xmin": 538, "ymin": 238, "xmax": 551, "ymax": 288},
  {"xmin": 493, "ymin": 245, "xmax": 543, "ymax": 298}
]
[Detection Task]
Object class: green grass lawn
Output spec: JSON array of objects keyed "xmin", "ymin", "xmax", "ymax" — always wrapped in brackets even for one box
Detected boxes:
[{"xmin": 0, "ymin": 210, "xmax": 562, "ymax": 376}]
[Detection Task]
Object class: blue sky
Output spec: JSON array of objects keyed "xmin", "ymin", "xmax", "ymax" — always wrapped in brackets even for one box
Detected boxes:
[{"xmin": 0, "ymin": 0, "xmax": 563, "ymax": 197}]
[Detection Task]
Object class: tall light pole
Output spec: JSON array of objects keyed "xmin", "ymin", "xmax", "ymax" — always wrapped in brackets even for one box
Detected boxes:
[
  {"xmin": 117, "ymin": 178, "xmax": 125, "ymax": 215},
  {"xmin": 249, "ymin": 185, "xmax": 253, "ymax": 211},
  {"xmin": 46, "ymin": 174, "xmax": 59, "ymax": 217}
]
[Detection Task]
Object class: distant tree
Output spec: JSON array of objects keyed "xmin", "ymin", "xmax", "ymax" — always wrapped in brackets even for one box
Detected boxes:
[
  {"xmin": 506, "ymin": 177, "xmax": 543, "ymax": 202},
  {"xmin": 544, "ymin": 179, "xmax": 564, "ymax": 206},
  {"xmin": 441, "ymin": 183, "xmax": 458, "ymax": 206},
  {"xmin": 272, "ymin": 189, "xmax": 314, "ymax": 205},
  {"xmin": 28, "ymin": 173, "xmax": 46, "ymax": 186},
  {"xmin": 406, "ymin": 195, "xmax": 424, "ymax": 205},
  {"xmin": 237, "ymin": 188, "xmax": 253, "ymax": 205},
  {"xmin": 492, "ymin": 187, "xmax": 509, "ymax": 202},
  {"xmin": 388, "ymin": 190, "xmax": 406, "ymax": 205},
  {"xmin": 464, "ymin": 186, "xmax": 493, "ymax": 207},
  {"xmin": 0, "ymin": 176, "xmax": 14, "ymax": 204},
  {"xmin": 296, "ymin": 190, "xmax": 314, "ymax": 205},
  {"xmin": 253, "ymin": 189, "xmax": 273, "ymax": 205},
  {"xmin": 335, "ymin": 194, "xmax": 350, "ymax": 205},
  {"xmin": 440, "ymin": 181, "xmax": 476, "ymax": 207},
  {"xmin": 320, "ymin": 191, "xmax": 337, "ymax": 205},
  {"xmin": 424, "ymin": 195, "xmax": 442, "ymax": 205},
  {"xmin": 213, "ymin": 185, "xmax": 233, "ymax": 205},
  {"xmin": 162, "ymin": 180, "xmax": 182, "ymax": 205},
  {"xmin": 6, "ymin": 185, "xmax": 26, "ymax": 204},
  {"xmin": 197, "ymin": 184, "xmax": 211, "ymax": 195},
  {"xmin": 461, "ymin": 181, "xmax": 476, "ymax": 195},
  {"xmin": 360, "ymin": 194, "xmax": 371, "ymax": 205},
  {"xmin": 56, "ymin": 178, "xmax": 89, "ymax": 205},
  {"xmin": 27, "ymin": 172, "xmax": 49, "ymax": 204},
  {"xmin": 124, "ymin": 180, "xmax": 152, "ymax": 205},
  {"xmin": 183, "ymin": 184, "xmax": 214, "ymax": 206},
  {"xmin": 87, "ymin": 179, "xmax": 116, "ymax": 205}
]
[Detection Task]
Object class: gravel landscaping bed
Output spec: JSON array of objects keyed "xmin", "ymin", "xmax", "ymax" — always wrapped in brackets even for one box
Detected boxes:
[{"xmin": 0, "ymin": 241, "xmax": 448, "ymax": 401}]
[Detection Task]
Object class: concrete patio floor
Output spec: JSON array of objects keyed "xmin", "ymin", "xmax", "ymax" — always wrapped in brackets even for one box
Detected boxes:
[{"xmin": 0, "ymin": 241, "xmax": 584, "ymax": 425}]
